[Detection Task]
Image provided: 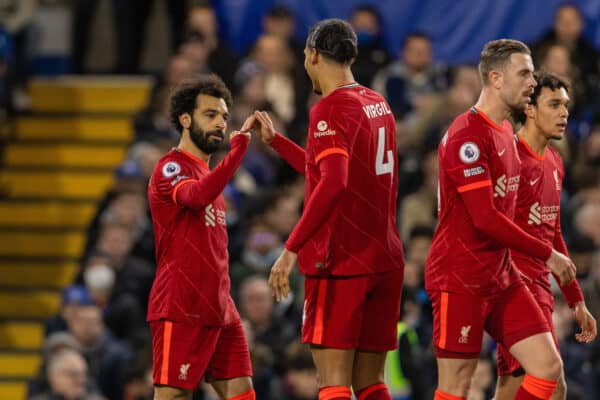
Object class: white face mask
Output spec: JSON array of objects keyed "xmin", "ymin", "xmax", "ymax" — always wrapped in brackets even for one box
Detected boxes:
[{"xmin": 84, "ymin": 265, "xmax": 115, "ymax": 292}]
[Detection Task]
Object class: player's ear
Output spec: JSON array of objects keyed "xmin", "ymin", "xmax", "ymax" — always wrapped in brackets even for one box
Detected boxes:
[
  {"xmin": 309, "ymin": 48, "xmax": 319, "ymax": 65},
  {"xmin": 524, "ymin": 103, "xmax": 536, "ymax": 119},
  {"xmin": 489, "ymin": 70, "xmax": 502, "ymax": 90},
  {"xmin": 179, "ymin": 113, "xmax": 191, "ymax": 130}
]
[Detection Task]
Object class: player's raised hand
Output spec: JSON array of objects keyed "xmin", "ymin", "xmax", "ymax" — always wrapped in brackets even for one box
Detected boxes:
[
  {"xmin": 268, "ymin": 248, "xmax": 297, "ymax": 302},
  {"xmin": 240, "ymin": 113, "xmax": 257, "ymax": 133},
  {"xmin": 229, "ymin": 130, "xmax": 251, "ymax": 143},
  {"xmin": 546, "ymin": 249, "xmax": 576, "ymax": 286},
  {"xmin": 253, "ymin": 111, "xmax": 276, "ymax": 144},
  {"xmin": 573, "ymin": 301, "xmax": 597, "ymax": 343}
]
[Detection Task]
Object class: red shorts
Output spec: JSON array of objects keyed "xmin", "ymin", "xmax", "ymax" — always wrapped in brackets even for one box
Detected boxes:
[
  {"xmin": 497, "ymin": 302, "xmax": 558, "ymax": 376},
  {"xmin": 150, "ymin": 318, "xmax": 252, "ymax": 390},
  {"xmin": 430, "ymin": 282, "xmax": 550, "ymax": 359},
  {"xmin": 302, "ymin": 269, "xmax": 403, "ymax": 352}
]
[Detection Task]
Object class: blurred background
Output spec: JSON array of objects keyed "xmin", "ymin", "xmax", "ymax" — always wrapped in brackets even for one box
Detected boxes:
[{"xmin": 0, "ymin": 0, "xmax": 599, "ymax": 399}]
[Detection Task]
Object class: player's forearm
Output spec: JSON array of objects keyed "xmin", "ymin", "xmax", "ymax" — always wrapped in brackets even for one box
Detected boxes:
[
  {"xmin": 270, "ymin": 133, "xmax": 306, "ymax": 175},
  {"xmin": 552, "ymin": 218, "xmax": 569, "ymax": 256},
  {"xmin": 461, "ymin": 189, "xmax": 552, "ymax": 260},
  {"xmin": 554, "ymin": 272, "xmax": 584, "ymax": 307},
  {"xmin": 175, "ymin": 135, "xmax": 249, "ymax": 209},
  {"xmin": 285, "ymin": 154, "xmax": 348, "ymax": 252}
]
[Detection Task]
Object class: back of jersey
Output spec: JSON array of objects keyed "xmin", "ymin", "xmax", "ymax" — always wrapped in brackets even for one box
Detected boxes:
[{"xmin": 301, "ymin": 84, "xmax": 404, "ymax": 276}]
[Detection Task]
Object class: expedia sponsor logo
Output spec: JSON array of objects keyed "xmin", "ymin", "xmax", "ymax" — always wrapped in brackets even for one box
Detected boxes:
[
  {"xmin": 313, "ymin": 119, "xmax": 336, "ymax": 138},
  {"xmin": 528, "ymin": 202, "xmax": 559, "ymax": 225},
  {"xmin": 494, "ymin": 174, "xmax": 520, "ymax": 197}
]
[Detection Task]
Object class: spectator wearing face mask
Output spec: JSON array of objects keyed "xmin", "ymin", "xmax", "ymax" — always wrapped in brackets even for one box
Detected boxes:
[
  {"xmin": 349, "ymin": 4, "xmax": 392, "ymax": 87},
  {"xmin": 82, "ymin": 252, "xmax": 147, "ymax": 349}
]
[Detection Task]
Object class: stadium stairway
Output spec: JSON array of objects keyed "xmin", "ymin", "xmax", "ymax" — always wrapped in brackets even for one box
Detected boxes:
[{"xmin": 0, "ymin": 76, "xmax": 151, "ymax": 399}]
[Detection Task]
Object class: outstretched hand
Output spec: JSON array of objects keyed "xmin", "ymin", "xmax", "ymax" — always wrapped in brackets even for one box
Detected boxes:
[{"xmin": 253, "ymin": 111, "xmax": 276, "ymax": 145}]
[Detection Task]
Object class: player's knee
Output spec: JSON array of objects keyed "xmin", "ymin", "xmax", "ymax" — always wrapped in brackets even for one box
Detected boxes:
[
  {"xmin": 153, "ymin": 386, "xmax": 192, "ymax": 400},
  {"xmin": 545, "ymin": 354, "xmax": 563, "ymax": 380},
  {"xmin": 552, "ymin": 373, "xmax": 567, "ymax": 400},
  {"xmin": 439, "ymin": 364, "xmax": 474, "ymax": 396}
]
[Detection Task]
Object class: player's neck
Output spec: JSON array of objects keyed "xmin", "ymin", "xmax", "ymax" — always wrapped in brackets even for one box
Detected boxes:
[
  {"xmin": 519, "ymin": 124, "xmax": 549, "ymax": 156},
  {"xmin": 319, "ymin": 67, "xmax": 356, "ymax": 97},
  {"xmin": 178, "ymin": 132, "xmax": 211, "ymax": 165},
  {"xmin": 474, "ymin": 89, "xmax": 511, "ymax": 126}
]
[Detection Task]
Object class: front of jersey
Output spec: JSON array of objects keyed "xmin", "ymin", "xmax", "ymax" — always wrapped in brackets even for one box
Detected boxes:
[
  {"xmin": 299, "ymin": 83, "xmax": 404, "ymax": 276},
  {"xmin": 147, "ymin": 149, "xmax": 236, "ymax": 326},
  {"xmin": 512, "ymin": 138, "xmax": 564, "ymax": 305},
  {"xmin": 425, "ymin": 108, "xmax": 522, "ymax": 295}
]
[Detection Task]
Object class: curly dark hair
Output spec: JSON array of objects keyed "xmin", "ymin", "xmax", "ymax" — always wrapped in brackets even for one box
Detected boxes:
[
  {"xmin": 305, "ymin": 18, "xmax": 358, "ymax": 64},
  {"xmin": 514, "ymin": 71, "xmax": 570, "ymax": 124},
  {"xmin": 169, "ymin": 75, "xmax": 233, "ymax": 133}
]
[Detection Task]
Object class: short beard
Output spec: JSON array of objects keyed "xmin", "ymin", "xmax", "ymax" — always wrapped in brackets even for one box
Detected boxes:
[{"xmin": 189, "ymin": 118, "xmax": 224, "ymax": 154}]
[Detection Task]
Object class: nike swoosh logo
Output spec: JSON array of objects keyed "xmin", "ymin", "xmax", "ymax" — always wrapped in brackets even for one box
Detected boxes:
[
  {"xmin": 498, "ymin": 149, "xmax": 506, "ymax": 156},
  {"xmin": 530, "ymin": 178, "xmax": 540, "ymax": 185}
]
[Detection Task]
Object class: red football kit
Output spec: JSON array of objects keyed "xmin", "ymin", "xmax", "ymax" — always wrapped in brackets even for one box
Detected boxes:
[
  {"xmin": 147, "ymin": 135, "xmax": 252, "ymax": 389},
  {"xmin": 271, "ymin": 83, "xmax": 404, "ymax": 350},
  {"xmin": 425, "ymin": 108, "xmax": 552, "ymax": 357},
  {"xmin": 496, "ymin": 136, "xmax": 583, "ymax": 375}
]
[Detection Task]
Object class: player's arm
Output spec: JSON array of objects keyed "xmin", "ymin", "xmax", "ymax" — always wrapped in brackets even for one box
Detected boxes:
[
  {"xmin": 173, "ymin": 133, "xmax": 250, "ymax": 209},
  {"xmin": 444, "ymin": 132, "xmax": 574, "ymax": 284},
  {"xmin": 460, "ymin": 186, "xmax": 552, "ymax": 258},
  {"xmin": 551, "ymin": 217, "xmax": 597, "ymax": 342},
  {"xmin": 253, "ymin": 111, "xmax": 306, "ymax": 175},
  {"xmin": 552, "ymin": 217, "xmax": 584, "ymax": 306},
  {"xmin": 284, "ymin": 153, "xmax": 348, "ymax": 252}
]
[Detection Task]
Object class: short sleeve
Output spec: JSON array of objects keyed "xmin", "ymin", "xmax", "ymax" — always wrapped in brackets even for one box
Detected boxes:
[
  {"xmin": 150, "ymin": 158, "xmax": 194, "ymax": 204},
  {"xmin": 441, "ymin": 130, "xmax": 492, "ymax": 193},
  {"xmin": 307, "ymin": 103, "xmax": 350, "ymax": 164}
]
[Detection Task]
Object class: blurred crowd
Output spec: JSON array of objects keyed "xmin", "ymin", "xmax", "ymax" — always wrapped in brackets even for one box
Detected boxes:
[{"xmin": 1, "ymin": 1, "xmax": 600, "ymax": 399}]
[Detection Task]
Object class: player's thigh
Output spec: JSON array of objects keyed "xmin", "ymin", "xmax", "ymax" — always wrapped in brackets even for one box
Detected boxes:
[
  {"xmin": 486, "ymin": 284, "xmax": 560, "ymax": 378},
  {"xmin": 310, "ymin": 345, "xmax": 355, "ymax": 387},
  {"xmin": 302, "ymin": 275, "xmax": 369, "ymax": 349},
  {"xmin": 496, "ymin": 342, "xmax": 523, "ymax": 378},
  {"xmin": 352, "ymin": 350, "xmax": 387, "ymax": 391},
  {"xmin": 494, "ymin": 374, "xmax": 523, "ymax": 400},
  {"xmin": 429, "ymin": 290, "xmax": 485, "ymax": 356},
  {"xmin": 206, "ymin": 319, "xmax": 253, "ymax": 383},
  {"xmin": 486, "ymin": 283, "xmax": 550, "ymax": 351},
  {"xmin": 359, "ymin": 269, "xmax": 403, "ymax": 352},
  {"xmin": 509, "ymin": 332, "xmax": 562, "ymax": 380},
  {"xmin": 210, "ymin": 377, "xmax": 253, "ymax": 400},
  {"xmin": 150, "ymin": 320, "xmax": 220, "ymax": 391},
  {"xmin": 154, "ymin": 384, "xmax": 193, "ymax": 400}
]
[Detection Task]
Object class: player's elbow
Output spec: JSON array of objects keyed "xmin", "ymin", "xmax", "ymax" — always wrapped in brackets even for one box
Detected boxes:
[{"xmin": 470, "ymin": 208, "xmax": 496, "ymax": 233}]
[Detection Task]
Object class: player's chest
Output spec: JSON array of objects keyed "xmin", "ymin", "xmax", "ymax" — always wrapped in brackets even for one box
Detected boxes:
[
  {"xmin": 488, "ymin": 134, "xmax": 520, "ymax": 200},
  {"xmin": 520, "ymin": 158, "xmax": 562, "ymax": 206}
]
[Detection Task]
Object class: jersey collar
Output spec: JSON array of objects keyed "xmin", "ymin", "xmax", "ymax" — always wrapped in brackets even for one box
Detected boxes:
[{"xmin": 174, "ymin": 148, "xmax": 210, "ymax": 170}]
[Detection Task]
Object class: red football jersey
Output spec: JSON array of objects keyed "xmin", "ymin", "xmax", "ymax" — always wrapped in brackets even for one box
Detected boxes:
[
  {"xmin": 425, "ymin": 108, "xmax": 522, "ymax": 295},
  {"xmin": 147, "ymin": 147, "xmax": 241, "ymax": 326},
  {"xmin": 298, "ymin": 83, "xmax": 404, "ymax": 276},
  {"xmin": 512, "ymin": 137, "xmax": 582, "ymax": 307}
]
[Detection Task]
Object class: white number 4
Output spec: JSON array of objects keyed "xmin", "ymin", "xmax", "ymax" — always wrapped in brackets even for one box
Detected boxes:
[{"xmin": 375, "ymin": 126, "xmax": 394, "ymax": 176}]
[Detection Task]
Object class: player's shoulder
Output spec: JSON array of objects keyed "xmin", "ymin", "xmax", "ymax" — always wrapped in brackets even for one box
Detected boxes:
[
  {"xmin": 446, "ymin": 109, "xmax": 491, "ymax": 143},
  {"xmin": 152, "ymin": 149, "xmax": 190, "ymax": 181}
]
